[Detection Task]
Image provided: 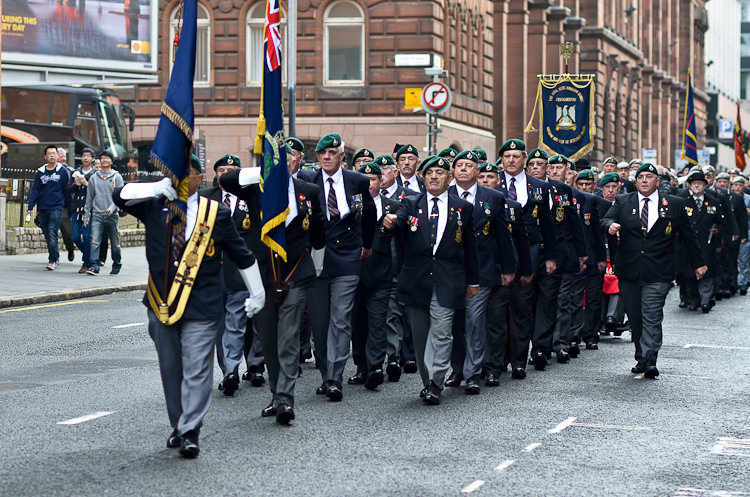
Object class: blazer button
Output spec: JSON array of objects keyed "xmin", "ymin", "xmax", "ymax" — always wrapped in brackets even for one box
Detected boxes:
[
  {"xmin": 336, "ymin": 240, "xmax": 340, "ymax": 244},
  {"xmin": 432, "ymin": 256, "xmax": 436, "ymax": 261},
  {"xmin": 429, "ymin": 272, "xmax": 433, "ymax": 276},
  {"xmin": 347, "ymin": 227, "xmax": 351, "ymax": 231},
  {"xmin": 640, "ymin": 250, "xmax": 644, "ymax": 254}
]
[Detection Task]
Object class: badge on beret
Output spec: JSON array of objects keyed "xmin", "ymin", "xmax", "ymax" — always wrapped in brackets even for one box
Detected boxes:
[
  {"xmin": 408, "ymin": 146, "xmax": 413, "ymax": 152},
  {"xmin": 381, "ymin": 158, "xmax": 387, "ymax": 164},
  {"xmin": 510, "ymin": 141, "xmax": 517, "ymax": 149},
  {"xmin": 364, "ymin": 165, "xmax": 372, "ymax": 173},
  {"xmin": 365, "ymin": 151, "xmax": 371, "ymax": 157},
  {"xmin": 333, "ymin": 138, "xmax": 339, "ymax": 146},
  {"xmin": 227, "ymin": 157, "xmax": 234, "ymax": 165},
  {"xmin": 534, "ymin": 150, "xmax": 540, "ymax": 157},
  {"xmin": 467, "ymin": 152, "xmax": 473, "ymax": 159},
  {"xmin": 287, "ymin": 140, "xmax": 293, "ymax": 147},
  {"xmin": 450, "ymin": 150, "xmax": 456, "ymax": 157}
]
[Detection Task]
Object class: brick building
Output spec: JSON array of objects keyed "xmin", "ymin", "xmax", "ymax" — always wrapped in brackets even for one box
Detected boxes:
[{"xmin": 122, "ymin": 0, "xmax": 708, "ymax": 174}]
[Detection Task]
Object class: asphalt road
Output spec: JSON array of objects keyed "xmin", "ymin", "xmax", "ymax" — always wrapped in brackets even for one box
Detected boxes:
[{"xmin": 1, "ymin": 290, "xmax": 749, "ymax": 497}]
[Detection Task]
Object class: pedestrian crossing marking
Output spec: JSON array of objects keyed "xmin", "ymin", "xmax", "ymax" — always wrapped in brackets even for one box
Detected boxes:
[
  {"xmin": 711, "ymin": 437, "xmax": 750, "ymax": 457},
  {"xmin": 57, "ymin": 411, "xmax": 115, "ymax": 425},
  {"xmin": 494, "ymin": 460, "xmax": 515, "ymax": 471},
  {"xmin": 549, "ymin": 416, "xmax": 577, "ymax": 434},
  {"xmin": 461, "ymin": 480, "xmax": 485, "ymax": 493}
]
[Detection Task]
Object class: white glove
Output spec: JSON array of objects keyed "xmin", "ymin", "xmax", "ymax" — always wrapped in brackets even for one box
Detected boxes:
[
  {"xmin": 238, "ymin": 167, "xmax": 262, "ymax": 186},
  {"xmin": 240, "ymin": 262, "xmax": 266, "ymax": 316},
  {"xmin": 311, "ymin": 248, "xmax": 325, "ymax": 277},
  {"xmin": 120, "ymin": 177, "xmax": 177, "ymax": 204}
]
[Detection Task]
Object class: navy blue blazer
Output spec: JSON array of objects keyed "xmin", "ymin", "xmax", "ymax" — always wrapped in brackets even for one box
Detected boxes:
[
  {"xmin": 497, "ymin": 173, "xmax": 556, "ymax": 270},
  {"xmin": 449, "ymin": 184, "xmax": 516, "ymax": 287},
  {"xmin": 573, "ymin": 188, "xmax": 606, "ymax": 275},
  {"xmin": 506, "ymin": 198, "xmax": 533, "ymax": 277},
  {"xmin": 360, "ymin": 195, "xmax": 400, "ymax": 289},
  {"xmin": 548, "ymin": 179, "xmax": 588, "ymax": 274},
  {"xmin": 298, "ymin": 167, "xmax": 376, "ymax": 278},
  {"xmin": 112, "ymin": 191, "xmax": 255, "ymax": 322},
  {"xmin": 393, "ymin": 192, "xmax": 479, "ymax": 310}
]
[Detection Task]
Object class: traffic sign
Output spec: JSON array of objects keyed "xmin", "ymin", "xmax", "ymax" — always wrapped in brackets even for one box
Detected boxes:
[{"xmin": 421, "ymin": 82, "xmax": 452, "ymax": 115}]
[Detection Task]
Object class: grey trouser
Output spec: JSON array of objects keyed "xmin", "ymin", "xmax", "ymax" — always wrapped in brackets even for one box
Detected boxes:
[
  {"xmin": 147, "ymin": 310, "xmax": 218, "ymax": 435},
  {"xmin": 221, "ymin": 290, "xmax": 248, "ymax": 376},
  {"xmin": 685, "ymin": 276, "xmax": 714, "ymax": 307},
  {"xmin": 405, "ymin": 292, "xmax": 455, "ymax": 389},
  {"xmin": 255, "ymin": 285, "xmax": 306, "ymax": 407},
  {"xmin": 462, "ymin": 287, "xmax": 492, "ymax": 379},
  {"xmin": 604, "ymin": 293, "xmax": 625, "ymax": 322},
  {"xmin": 618, "ymin": 280, "xmax": 670, "ymax": 367},
  {"xmin": 553, "ymin": 272, "xmax": 581, "ymax": 352},
  {"xmin": 308, "ymin": 275, "xmax": 360, "ymax": 385}
]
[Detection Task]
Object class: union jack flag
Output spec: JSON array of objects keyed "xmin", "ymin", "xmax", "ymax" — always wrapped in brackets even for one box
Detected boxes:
[{"xmin": 264, "ymin": 0, "xmax": 282, "ymax": 72}]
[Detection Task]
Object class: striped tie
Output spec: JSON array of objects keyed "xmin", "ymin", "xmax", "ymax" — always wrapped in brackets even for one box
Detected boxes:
[
  {"xmin": 430, "ymin": 198, "xmax": 439, "ymax": 250},
  {"xmin": 508, "ymin": 177, "xmax": 517, "ymax": 201},
  {"xmin": 172, "ymin": 231, "xmax": 186, "ymax": 263},
  {"xmin": 223, "ymin": 193, "xmax": 231, "ymax": 209},
  {"xmin": 327, "ymin": 178, "xmax": 339, "ymax": 221},
  {"xmin": 462, "ymin": 191, "xmax": 470, "ymax": 201},
  {"xmin": 640, "ymin": 198, "xmax": 649, "ymax": 234}
]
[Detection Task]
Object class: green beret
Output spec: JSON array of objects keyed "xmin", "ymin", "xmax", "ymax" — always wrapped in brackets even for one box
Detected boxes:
[
  {"xmin": 286, "ymin": 137, "xmax": 304, "ymax": 152},
  {"xmin": 577, "ymin": 169, "xmax": 595, "ymax": 181},
  {"xmin": 315, "ymin": 133, "xmax": 342, "ymax": 152},
  {"xmin": 567, "ymin": 159, "xmax": 577, "ymax": 171},
  {"xmin": 635, "ymin": 163, "xmax": 658, "ymax": 178},
  {"xmin": 527, "ymin": 148, "xmax": 549, "ymax": 161},
  {"xmin": 353, "ymin": 148, "xmax": 374, "ymax": 162},
  {"xmin": 301, "ymin": 163, "xmax": 319, "ymax": 171},
  {"xmin": 472, "ymin": 149, "xmax": 488, "ymax": 162},
  {"xmin": 454, "ymin": 150, "xmax": 479, "ymax": 164},
  {"xmin": 599, "ymin": 172, "xmax": 620, "ymax": 186},
  {"xmin": 603, "ymin": 156, "xmax": 618, "ymax": 166},
  {"xmin": 396, "ymin": 144, "xmax": 419, "ymax": 159},
  {"xmin": 548, "ymin": 154, "xmax": 569, "ymax": 166},
  {"xmin": 358, "ymin": 162, "xmax": 382, "ymax": 175},
  {"xmin": 374, "ymin": 154, "xmax": 396, "ymax": 167},
  {"xmin": 498, "ymin": 139, "xmax": 526, "ymax": 156},
  {"xmin": 190, "ymin": 154, "xmax": 204, "ymax": 173},
  {"xmin": 213, "ymin": 153, "xmax": 240, "ymax": 171},
  {"xmin": 479, "ymin": 163, "xmax": 499, "ymax": 174},
  {"xmin": 419, "ymin": 155, "xmax": 437, "ymax": 171},
  {"xmin": 438, "ymin": 147, "xmax": 458, "ymax": 159},
  {"xmin": 422, "ymin": 156, "xmax": 451, "ymax": 173}
]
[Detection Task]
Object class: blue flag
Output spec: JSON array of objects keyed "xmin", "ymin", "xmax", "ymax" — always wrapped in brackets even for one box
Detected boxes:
[
  {"xmin": 681, "ymin": 68, "xmax": 698, "ymax": 167},
  {"xmin": 150, "ymin": 0, "xmax": 197, "ymax": 228},
  {"xmin": 258, "ymin": 0, "xmax": 289, "ymax": 261}
]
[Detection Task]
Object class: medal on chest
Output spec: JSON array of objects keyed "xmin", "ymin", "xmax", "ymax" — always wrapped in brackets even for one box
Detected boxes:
[
  {"xmin": 482, "ymin": 221, "xmax": 491, "ymax": 236},
  {"xmin": 455, "ymin": 208, "xmax": 463, "ymax": 243},
  {"xmin": 665, "ymin": 221, "xmax": 672, "ymax": 236},
  {"xmin": 555, "ymin": 206, "xmax": 565, "ymax": 222},
  {"xmin": 532, "ymin": 205, "xmax": 539, "ymax": 219},
  {"xmin": 302, "ymin": 200, "xmax": 312, "ymax": 230},
  {"xmin": 242, "ymin": 214, "xmax": 251, "ymax": 230}
]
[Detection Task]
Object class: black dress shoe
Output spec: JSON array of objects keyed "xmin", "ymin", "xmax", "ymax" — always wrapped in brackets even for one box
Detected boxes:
[
  {"xmin": 423, "ymin": 382, "xmax": 441, "ymax": 405},
  {"xmin": 179, "ymin": 430, "xmax": 200, "ymax": 458},
  {"xmin": 166, "ymin": 429, "xmax": 182, "ymax": 448},
  {"xmin": 568, "ymin": 343, "xmax": 580, "ymax": 358},
  {"xmin": 403, "ymin": 360, "xmax": 418, "ymax": 374},
  {"xmin": 631, "ymin": 363, "xmax": 647, "ymax": 374},
  {"xmin": 644, "ymin": 366, "xmax": 659, "ymax": 379},
  {"xmin": 585, "ymin": 342, "xmax": 599, "ymax": 350},
  {"xmin": 511, "ymin": 368, "xmax": 526, "ymax": 380},
  {"xmin": 316, "ymin": 382, "xmax": 328, "ymax": 395},
  {"xmin": 465, "ymin": 376, "xmax": 481, "ymax": 395},
  {"xmin": 604, "ymin": 316, "xmax": 617, "ymax": 331},
  {"xmin": 68, "ymin": 249, "xmax": 75, "ymax": 261},
  {"xmin": 701, "ymin": 304, "xmax": 711, "ymax": 313},
  {"xmin": 444, "ymin": 372, "xmax": 462, "ymax": 387},
  {"xmin": 365, "ymin": 369, "xmax": 384, "ymax": 390},
  {"xmin": 261, "ymin": 401, "xmax": 277, "ymax": 417},
  {"xmin": 275, "ymin": 403, "xmax": 295, "ymax": 424},
  {"xmin": 741, "ymin": 289, "xmax": 748, "ymax": 296},
  {"xmin": 348, "ymin": 371, "xmax": 366, "ymax": 385},
  {"xmin": 678, "ymin": 300, "xmax": 688, "ymax": 308},
  {"xmin": 533, "ymin": 352, "xmax": 547, "ymax": 371},
  {"xmin": 326, "ymin": 384, "xmax": 343, "ymax": 402},
  {"xmin": 221, "ymin": 373, "xmax": 239, "ymax": 396},
  {"xmin": 557, "ymin": 350, "xmax": 570, "ymax": 363},
  {"xmin": 386, "ymin": 361, "xmax": 401, "ymax": 382},
  {"xmin": 485, "ymin": 372, "xmax": 500, "ymax": 387},
  {"xmin": 250, "ymin": 371, "xmax": 266, "ymax": 387},
  {"xmin": 419, "ymin": 387, "xmax": 428, "ymax": 399},
  {"xmin": 687, "ymin": 304, "xmax": 698, "ymax": 311}
]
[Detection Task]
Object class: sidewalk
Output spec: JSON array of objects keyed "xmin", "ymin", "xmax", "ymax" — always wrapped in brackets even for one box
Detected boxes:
[{"xmin": 0, "ymin": 246, "xmax": 149, "ymax": 308}]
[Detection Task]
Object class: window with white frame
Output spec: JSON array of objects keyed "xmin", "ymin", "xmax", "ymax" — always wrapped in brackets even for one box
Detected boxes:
[
  {"xmin": 324, "ymin": 1, "xmax": 365, "ymax": 85},
  {"xmin": 169, "ymin": 3, "xmax": 211, "ymax": 86},
  {"xmin": 246, "ymin": 2, "xmax": 287, "ymax": 86}
]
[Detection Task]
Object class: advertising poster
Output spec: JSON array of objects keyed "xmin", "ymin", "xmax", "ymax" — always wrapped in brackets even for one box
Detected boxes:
[{"xmin": 1, "ymin": 0, "xmax": 156, "ymax": 72}]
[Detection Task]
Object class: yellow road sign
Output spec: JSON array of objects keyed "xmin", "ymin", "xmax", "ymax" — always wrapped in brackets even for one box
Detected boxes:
[{"xmin": 404, "ymin": 88, "xmax": 422, "ymax": 110}]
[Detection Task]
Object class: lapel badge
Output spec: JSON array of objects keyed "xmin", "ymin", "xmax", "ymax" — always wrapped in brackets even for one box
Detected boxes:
[
  {"xmin": 242, "ymin": 215, "xmax": 251, "ymax": 230},
  {"xmin": 665, "ymin": 221, "xmax": 672, "ymax": 235},
  {"xmin": 662, "ymin": 198, "xmax": 668, "ymax": 206}
]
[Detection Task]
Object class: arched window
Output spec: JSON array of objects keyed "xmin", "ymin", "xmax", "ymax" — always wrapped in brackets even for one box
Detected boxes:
[
  {"xmin": 169, "ymin": 3, "xmax": 211, "ymax": 86},
  {"xmin": 323, "ymin": 1, "xmax": 364, "ymax": 85},
  {"xmin": 246, "ymin": 2, "xmax": 287, "ymax": 86}
]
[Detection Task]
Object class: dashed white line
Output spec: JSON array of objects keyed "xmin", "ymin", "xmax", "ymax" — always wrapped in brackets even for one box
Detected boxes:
[
  {"xmin": 711, "ymin": 437, "xmax": 750, "ymax": 457},
  {"xmin": 57, "ymin": 411, "xmax": 115, "ymax": 425},
  {"xmin": 111, "ymin": 322, "xmax": 145, "ymax": 329},
  {"xmin": 461, "ymin": 480, "xmax": 485, "ymax": 493},
  {"xmin": 683, "ymin": 344, "xmax": 750, "ymax": 351},
  {"xmin": 570, "ymin": 423, "xmax": 652, "ymax": 431},
  {"xmin": 674, "ymin": 487, "xmax": 750, "ymax": 496},
  {"xmin": 523, "ymin": 442, "xmax": 541, "ymax": 452},
  {"xmin": 549, "ymin": 416, "xmax": 577, "ymax": 434},
  {"xmin": 494, "ymin": 460, "xmax": 515, "ymax": 471}
]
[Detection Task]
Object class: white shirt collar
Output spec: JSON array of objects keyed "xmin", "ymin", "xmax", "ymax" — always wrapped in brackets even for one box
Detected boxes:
[
  {"xmin": 637, "ymin": 190, "xmax": 659, "ymax": 204},
  {"xmin": 385, "ymin": 181, "xmax": 398, "ymax": 197},
  {"xmin": 455, "ymin": 182, "xmax": 477, "ymax": 199},
  {"xmin": 323, "ymin": 166, "xmax": 343, "ymax": 184},
  {"xmin": 400, "ymin": 173, "xmax": 416, "ymax": 186},
  {"xmin": 427, "ymin": 189, "xmax": 449, "ymax": 203}
]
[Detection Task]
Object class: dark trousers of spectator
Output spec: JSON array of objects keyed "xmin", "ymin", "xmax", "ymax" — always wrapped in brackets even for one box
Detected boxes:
[{"xmin": 38, "ymin": 209, "xmax": 63, "ymax": 263}]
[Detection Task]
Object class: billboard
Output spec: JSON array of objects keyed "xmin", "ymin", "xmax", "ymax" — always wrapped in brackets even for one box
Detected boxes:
[{"xmin": 1, "ymin": 0, "xmax": 157, "ymax": 73}]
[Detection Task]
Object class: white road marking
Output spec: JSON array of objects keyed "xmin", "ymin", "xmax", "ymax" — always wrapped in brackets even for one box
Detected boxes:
[
  {"xmin": 549, "ymin": 416, "xmax": 577, "ymax": 434},
  {"xmin": 461, "ymin": 480, "xmax": 485, "ymax": 493},
  {"xmin": 683, "ymin": 344, "xmax": 750, "ymax": 351},
  {"xmin": 494, "ymin": 460, "xmax": 515, "ymax": 471},
  {"xmin": 570, "ymin": 423, "xmax": 652, "ymax": 431},
  {"xmin": 673, "ymin": 487, "xmax": 750, "ymax": 496},
  {"xmin": 57, "ymin": 411, "xmax": 114, "ymax": 425},
  {"xmin": 711, "ymin": 437, "xmax": 750, "ymax": 457},
  {"xmin": 523, "ymin": 443, "xmax": 541, "ymax": 452},
  {"xmin": 663, "ymin": 373, "xmax": 712, "ymax": 380},
  {"xmin": 111, "ymin": 322, "xmax": 145, "ymax": 329}
]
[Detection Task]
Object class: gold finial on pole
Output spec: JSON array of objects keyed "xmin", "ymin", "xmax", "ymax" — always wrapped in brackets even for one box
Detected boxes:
[{"xmin": 560, "ymin": 42, "xmax": 574, "ymax": 74}]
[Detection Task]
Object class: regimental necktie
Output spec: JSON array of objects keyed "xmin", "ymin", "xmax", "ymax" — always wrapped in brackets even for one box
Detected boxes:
[
  {"xmin": 172, "ymin": 231, "xmax": 186, "ymax": 263},
  {"xmin": 327, "ymin": 178, "xmax": 340, "ymax": 221},
  {"xmin": 381, "ymin": 189, "xmax": 388, "ymax": 196},
  {"xmin": 430, "ymin": 197, "xmax": 439, "ymax": 250},
  {"xmin": 462, "ymin": 191, "xmax": 470, "ymax": 202},
  {"xmin": 509, "ymin": 177, "xmax": 517, "ymax": 201},
  {"xmin": 223, "ymin": 193, "xmax": 231, "ymax": 209},
  {"xmin": 405, "ymin": 180, "xmax": 411, "ymax": 190},
  {"xmin": 640, "ymin": 197, "xmax": 649, "ymax": 234},
  {"xmin": 694, "ymin": 197, "xmax": 702, "ymax": 211}
]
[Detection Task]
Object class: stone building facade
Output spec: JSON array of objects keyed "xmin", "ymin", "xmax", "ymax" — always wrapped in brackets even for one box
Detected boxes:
[{"xmin": 121, "ymin": 0, "xmax": 708, "ymax": 174}]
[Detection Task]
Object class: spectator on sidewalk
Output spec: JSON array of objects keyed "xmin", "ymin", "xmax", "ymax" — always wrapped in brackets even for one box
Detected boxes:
[
  {"xmin": 57, "ymin": 147, "xmax": 77, "ymax": 262},
  {"xmin": 93, "ymin": 158, "xmax": 110, "ymax": 266},
  {"xmin": 27, "ymin": 145, "xmax": 71, "ymax": 270},
  {"xmin": 84, "ymin": 151, "xmax": 124, "ymax": 275},
  {"xmin": 68, "ymin": 147, "xmax": 98, "ymax": 273}
]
